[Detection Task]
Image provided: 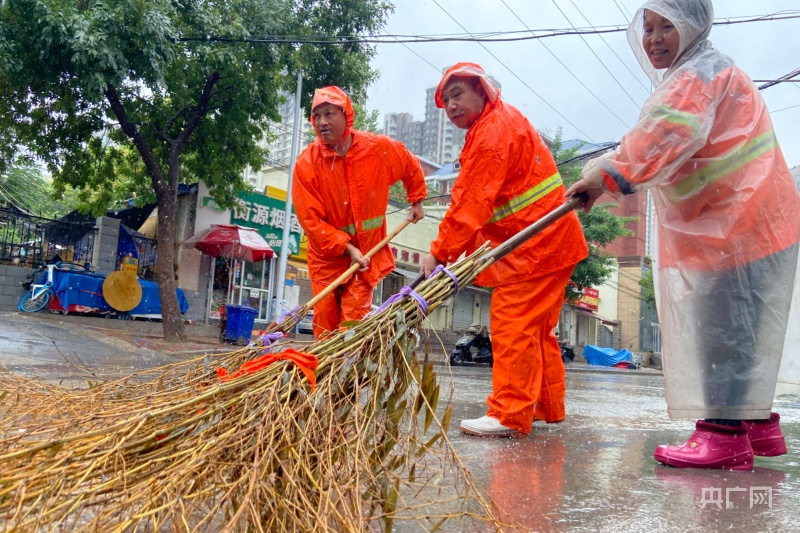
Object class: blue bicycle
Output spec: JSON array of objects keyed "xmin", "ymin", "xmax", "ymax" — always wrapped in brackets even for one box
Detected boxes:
[{"xmin": 18, "ymin": 261, "xmax": 91, "ymax": 313}]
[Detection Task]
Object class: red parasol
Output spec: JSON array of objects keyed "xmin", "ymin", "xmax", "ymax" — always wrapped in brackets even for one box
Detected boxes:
[{"xmin": 183, "ymin": 224, "xmax": 274, "ymax": 262}]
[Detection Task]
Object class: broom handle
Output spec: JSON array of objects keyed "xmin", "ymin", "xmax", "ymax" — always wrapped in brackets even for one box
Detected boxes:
[
  {"xmin": 405, "ymin": 193, "xmax": 589, "ymax": 290},
  {"xmin": 303, "ymin": 219, "xmax": 412, "ymax": 310}
]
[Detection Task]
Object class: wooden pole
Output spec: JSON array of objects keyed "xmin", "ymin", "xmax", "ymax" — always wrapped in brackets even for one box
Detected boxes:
[{"xmin": 303, "ymin": 219, "xmax": 412, "ymax": 310}]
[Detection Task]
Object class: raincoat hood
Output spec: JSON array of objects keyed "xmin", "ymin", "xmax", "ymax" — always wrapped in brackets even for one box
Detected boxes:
[
  {"xmin": 310, "ymin": 86, "xmax": 355, "ymax": 138},
  {"xmin": 434, "ymin": 62, "xmax": 500, "ymax": 108},
  {"xmin": 627, "ymin": 0, "xmax": 714, "ymax": 86}
]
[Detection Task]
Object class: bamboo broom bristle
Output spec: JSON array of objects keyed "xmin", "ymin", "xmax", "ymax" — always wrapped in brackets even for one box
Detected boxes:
[{"xmin": 0, "ymin": 243, "xmax": 514, "ymax": 531}]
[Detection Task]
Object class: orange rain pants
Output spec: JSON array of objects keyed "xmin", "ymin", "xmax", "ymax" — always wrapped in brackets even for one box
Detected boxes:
[
  {"xmin": 311, "ymin": 274, "xmax": 373, "ymax": 339},
  {"xmin": 486, "ymin": 264, "xmax": 575, "ymax": 434}
]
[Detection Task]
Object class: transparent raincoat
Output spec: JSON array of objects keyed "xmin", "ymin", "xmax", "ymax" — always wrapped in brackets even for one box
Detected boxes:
[{"xmin": 595, "ymin": 0, "xmax": 800, "ymax": 418}]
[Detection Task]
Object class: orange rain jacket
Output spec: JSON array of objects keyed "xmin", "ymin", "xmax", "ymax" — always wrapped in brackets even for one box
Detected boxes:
[
  {"xmin": 430, "ymin": 64, "xmax": 588, "ymax": 287},
  {"xmin": 292, "ymin": 88, "xmax": 427, "ymax": 288}
]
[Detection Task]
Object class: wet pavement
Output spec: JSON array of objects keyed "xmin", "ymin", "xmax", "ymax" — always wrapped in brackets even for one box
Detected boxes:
[
  {"xmin": 443, "ymin": 366, "xmax": 800, "ymax": 532},
  {"xmin": 0, "ymin": 312, "xmax": 226, "ymax": 387},
  {"xmin": 1, "ymin": 312, "xmax": 798, "ymax": 531}
]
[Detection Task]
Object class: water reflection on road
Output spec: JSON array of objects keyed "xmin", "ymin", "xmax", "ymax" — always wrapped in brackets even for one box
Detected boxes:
[{"xmin": 442, "ymin": 366, "xmax": 800, "ymax": 532}]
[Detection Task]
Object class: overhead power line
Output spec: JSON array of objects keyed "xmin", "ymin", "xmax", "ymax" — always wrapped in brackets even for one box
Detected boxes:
[
  {"xmin": 381, "ymin": 29, "xmax": 440, "ymax": 73},
  {"xmin": 177, "ymin": 12, "xmax": 800, "ymax": 45},
  {"xmin": 758, "ymin": 68, "xmax": 800, "ymax": 90},
  {"xmin": 551, "ymin": 0, "xmax": 643, "ymax": 109},
  {"xmin": 500, "ymin": 0, "xmax": 632, "ymax": 130},
  {"xmin": 567, "ymin": 0, "xmax": 651, "ymax": 92},
  {"xmin": 772, "ymin": 104, "xmax": 800, "ymax": 113},
  {"xmin": 612, "ymin": 0, "xmax": 634, "ymax": 22},
  {"xmin": 430, "ymin": 0, "xmax": 596, "ymax": 141}
]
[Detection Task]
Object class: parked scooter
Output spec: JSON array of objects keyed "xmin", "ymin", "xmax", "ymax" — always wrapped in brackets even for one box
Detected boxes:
[
  {"xmin": 559, "ymin": 340, "xmax": 576, "ymax": 364},
  {"xmin": 450, "ymin": 324, "xmax": 493, "ymax": 366}
]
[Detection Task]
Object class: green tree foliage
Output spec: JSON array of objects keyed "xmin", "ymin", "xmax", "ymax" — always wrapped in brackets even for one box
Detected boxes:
[
  {"xmin": 0, "ymin": 0, "xmax": 393, "ymax": 340},
  {"xmin": 639, "ymin": 267, "xmax": 656, "ymax": 309},
  {"xmin": 0, "ymin": 160, "xmax": 77, "ymax": 218},
  {"xmin": 549, "ymin": 128, "xmax": 635, "ymax": 301},
  {"xmin": 353, "ymin": 102, "xmax": 380, "ymax": 133}
]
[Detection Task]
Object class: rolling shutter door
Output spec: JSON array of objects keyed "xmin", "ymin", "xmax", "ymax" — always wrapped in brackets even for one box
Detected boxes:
[{"xmin": 452, "ymin": 292, "xmax": 474, "ymax": 331}]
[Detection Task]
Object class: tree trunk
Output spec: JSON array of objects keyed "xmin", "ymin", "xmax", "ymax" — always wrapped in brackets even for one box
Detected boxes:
[{"xmin": 155, "ymin": 185, "xmax": 187, "ymax": 342}]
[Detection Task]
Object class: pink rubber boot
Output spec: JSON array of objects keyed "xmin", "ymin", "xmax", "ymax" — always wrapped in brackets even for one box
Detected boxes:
[
  {"xmin": 654, "ymin": 420, "xmax": 754, "ymax": 471},
  {"xmin": 744, "ymin": 412, "xmax": 787, "ymax": 457}
]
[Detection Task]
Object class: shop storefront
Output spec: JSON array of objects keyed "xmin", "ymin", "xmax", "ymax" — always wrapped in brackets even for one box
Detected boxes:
[
  {"xmin": 196, "ymin": 185, "xmax": 303, "ymax": 323},
  {"xmin": 559, "ymin": 286, "xmax": 620, "ymax": 356}
]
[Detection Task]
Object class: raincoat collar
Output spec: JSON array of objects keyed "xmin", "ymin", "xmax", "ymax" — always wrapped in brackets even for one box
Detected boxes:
[
  {"xmin": 627, "ymin": 0, "xmax": 714, "ymax": 87},
  {"xmin": 315, "ymin": 129, "xmax": 364, "ymax": 159}
]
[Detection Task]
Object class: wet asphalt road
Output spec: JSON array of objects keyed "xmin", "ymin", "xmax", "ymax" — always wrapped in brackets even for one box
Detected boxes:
[
  {"xmin": 1, "ymin": 314, "xmax": 799, "ymax": 531},
  {"xmin": 0, "ymin": 313, "xmax": 185, "ymax": 387},
  {"xmin": 442, "ymin": 365, "xmax": 800, "ymax": 532}
]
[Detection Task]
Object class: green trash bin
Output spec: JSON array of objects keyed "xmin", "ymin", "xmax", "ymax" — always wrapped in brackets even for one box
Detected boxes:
[{"xmin": 224, "ymin": 305, "xmax": 258, "ymax": 346}]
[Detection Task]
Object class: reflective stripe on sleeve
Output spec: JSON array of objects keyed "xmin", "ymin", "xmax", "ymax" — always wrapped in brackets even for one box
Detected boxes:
[
  {"xmin": 650, "ymin": 104, "xmax": 703, "ymax": 133},
  {"xmin": 665, "ymin": 130, "xmax": 777, "ymax": 201},
  {"xmin": 340, "ymin": 214, "xmax": 384, "ymax": 235},
  {"xmin": 487, "ymin": 172, "xmax": 563, "ymax": 225}
]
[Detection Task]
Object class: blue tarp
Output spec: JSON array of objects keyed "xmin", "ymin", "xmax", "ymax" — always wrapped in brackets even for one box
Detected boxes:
[
  {"xmin": 583, "ymin": 345, "xmax": 633, "ymax": 366},
  {"xmin": 43, "ymin": 270, "xmax": 188, "ymax": 315}
]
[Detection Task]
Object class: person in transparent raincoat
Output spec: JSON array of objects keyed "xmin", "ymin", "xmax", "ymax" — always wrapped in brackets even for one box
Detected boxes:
[{"xmin": 567, "ymin": 0, "xmax": 800, "ymax": 470}]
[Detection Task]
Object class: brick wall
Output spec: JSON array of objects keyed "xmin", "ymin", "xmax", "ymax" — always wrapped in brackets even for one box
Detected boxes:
[{"xmin": 0, "ymin": 264, "xmax": 33, "ymax": 312}]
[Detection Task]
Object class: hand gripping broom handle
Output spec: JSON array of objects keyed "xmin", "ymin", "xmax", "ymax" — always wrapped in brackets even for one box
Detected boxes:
[
  {"xmin": 405, "ymin": 192, "xmax": 589, "ymax": 290},
  {"xmin": 303, "ymin": 219, "xmax": 412, "ymax": 310}
]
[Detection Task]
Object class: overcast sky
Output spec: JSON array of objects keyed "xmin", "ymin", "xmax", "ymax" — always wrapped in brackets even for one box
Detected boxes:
[{"xmin": 365, "ymin": 0, "xmax": 800, "ymax": 168}]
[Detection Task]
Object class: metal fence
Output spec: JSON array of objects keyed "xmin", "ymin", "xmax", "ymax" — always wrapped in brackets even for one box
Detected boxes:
[
  {"xmin": 0, "ymin": 207, "xmax": 96, "ymax": 268},
  {"xmin": 651, "ymin": 322, "xmax": 662, "ymax": 354}
]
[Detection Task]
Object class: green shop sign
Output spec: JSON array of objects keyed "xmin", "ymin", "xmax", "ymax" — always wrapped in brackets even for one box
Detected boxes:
[
  {"xmin": 202, "ymin": 191, "xmax": 302, "ymax": 255},
  {"xmin": 232, "ymin": 191, "xmax": 302, "ymax": 255}
]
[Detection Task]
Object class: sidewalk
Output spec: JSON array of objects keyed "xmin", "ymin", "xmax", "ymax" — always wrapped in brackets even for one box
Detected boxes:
[{"xmin": 0, "ymin": 311, "xmax": 662, "ymax": 379}]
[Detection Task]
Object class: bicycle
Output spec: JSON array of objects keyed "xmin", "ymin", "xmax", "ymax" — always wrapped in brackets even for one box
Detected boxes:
[{"xmin": 18, "ymin": 261, "xmax": 92, "ymax": 313}]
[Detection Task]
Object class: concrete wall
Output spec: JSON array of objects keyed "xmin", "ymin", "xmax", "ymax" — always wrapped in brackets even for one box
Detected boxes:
[
  {"xmin": 0, "ymin": 264, "xmax": 30, "ymax": 312},
  {"xmin": 91, "ymin": 216, "xmax": 120, "ymax": 275},
  {"xmin": 181, "ymin": 253, "xmax": 212, "ymax": 324},
  {"xmin": 617, "ymin": 259, "xmax": 646, "ymax": 352}
]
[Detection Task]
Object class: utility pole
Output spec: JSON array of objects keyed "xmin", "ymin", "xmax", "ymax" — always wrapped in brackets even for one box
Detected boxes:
[{"xmin": 273, "ymin": 70, "xmax": 303, "ymax": 321}]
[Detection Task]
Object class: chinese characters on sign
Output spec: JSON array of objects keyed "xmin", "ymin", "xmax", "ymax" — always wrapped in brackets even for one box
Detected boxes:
[
  {"xmin": 699, "ymin": 486, "xmax": 772, "ymax": 509},
  {"xmin": 391, "ymin": 245, "xmax": 423, "ymax": 266},
  {"xmin": 230, "ymin": 191, "xmax": 302, "ymax": 255},
  {"xmin": 575, "ymin": 287, "xmax": 600, "ymax": 311}
]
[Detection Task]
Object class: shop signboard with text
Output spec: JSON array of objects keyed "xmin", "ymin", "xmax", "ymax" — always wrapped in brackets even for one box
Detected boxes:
[
  {"xmin": 574, "ymin": 287, "xmax": 600, "ymax": 311},
  {"xmin": 201, "ymin": 190, "xmax": 302, "ymax": 255}
]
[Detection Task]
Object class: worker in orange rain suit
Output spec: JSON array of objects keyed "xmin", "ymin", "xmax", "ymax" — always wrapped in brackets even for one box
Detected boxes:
[
  {"xmin": 566, "ymin": 0, "xmax": 800, "ymax": 470},
  {"xmin": 293, "ymin": 86, "xmax": 427, "ymax": 338},
  {"xmin": 422, "ymin": 63, "xmax": 589, "ymax": 438}
]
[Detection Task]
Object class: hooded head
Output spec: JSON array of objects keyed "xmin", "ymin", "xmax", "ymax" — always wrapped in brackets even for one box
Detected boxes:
[
  {"xmin": 310, "ymin": 86, "xmax": 355, "ymax": 145},
  {"xmin": 434, "ymin": 63, "xmax": 500, "ymax": 129},
  {"xmin": 627, "ymin": 0, "xmax": 714, "ymax": 86},
  {"xmin": 435, "ymin": 62, "xmax": 500, "ymax": 109}
]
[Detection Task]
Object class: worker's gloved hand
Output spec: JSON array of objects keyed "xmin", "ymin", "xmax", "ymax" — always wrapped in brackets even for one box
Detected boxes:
[
  {"xmin": 565, "ymin": 156, "xmax": 610, "ymax": 213},
  {"xmin": 346, "ymin": 243, "xmax": 369, "ymax": 271}
]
